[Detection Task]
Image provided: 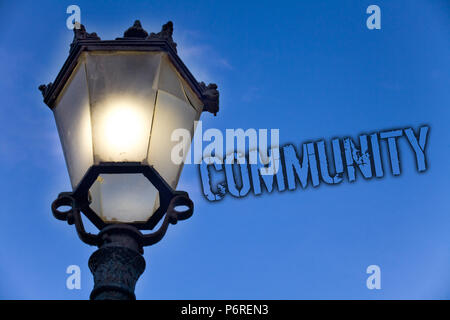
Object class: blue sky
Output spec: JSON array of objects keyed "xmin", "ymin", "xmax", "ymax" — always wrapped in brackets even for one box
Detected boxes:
[{"xmin": 0, "ymin": 0, "xmax": 449, "ymax": 299}]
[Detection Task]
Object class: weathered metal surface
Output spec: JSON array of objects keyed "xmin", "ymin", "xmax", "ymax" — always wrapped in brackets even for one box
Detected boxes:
[{"xmin": 89, "ymin": 226, "xmax": 146, "ymax": 300}]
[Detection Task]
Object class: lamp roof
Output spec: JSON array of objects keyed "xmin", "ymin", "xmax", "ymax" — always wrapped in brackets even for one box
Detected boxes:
[{"xmin": 39, "ymin": 20, "xmax": 219, "ymax": 115}]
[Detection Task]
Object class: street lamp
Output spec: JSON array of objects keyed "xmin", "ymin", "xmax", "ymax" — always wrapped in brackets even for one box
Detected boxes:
[{"xmin": 39, "ymin": 20, "xmax": 219, "ymax": 300}]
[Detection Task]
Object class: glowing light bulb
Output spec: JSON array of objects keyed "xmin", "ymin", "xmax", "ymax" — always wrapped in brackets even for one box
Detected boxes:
[{"xmin": 97, "ymin": 97, "xmax": 151, "ymax": 161}]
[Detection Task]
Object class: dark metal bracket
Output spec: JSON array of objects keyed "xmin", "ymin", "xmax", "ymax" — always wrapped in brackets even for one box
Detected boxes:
[{"xmin": 51, "ymin": 163, "xmax": 194, "ymax": 249}]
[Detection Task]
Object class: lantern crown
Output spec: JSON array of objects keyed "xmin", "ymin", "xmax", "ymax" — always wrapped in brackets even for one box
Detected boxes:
[{"xmin": 39, "ymin": 21, "xmax": 219, "ymax": 115}]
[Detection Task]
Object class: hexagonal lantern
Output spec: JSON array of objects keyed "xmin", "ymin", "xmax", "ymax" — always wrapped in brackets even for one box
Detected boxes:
[{"xmin": 39, "ymin": 21, "xmax": 219, "ymax": 233}]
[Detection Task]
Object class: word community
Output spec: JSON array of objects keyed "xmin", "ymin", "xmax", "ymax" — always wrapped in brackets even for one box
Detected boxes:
[{"xmin": 200, "ymin": 126, "xmax": 429, "ymax": 201}]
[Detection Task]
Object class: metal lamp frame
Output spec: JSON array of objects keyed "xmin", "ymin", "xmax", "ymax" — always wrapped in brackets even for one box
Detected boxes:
[
  {"xmin": 39, "ymin": 20, "xmax": 220, "ymax": 300},
  {"xmin": 51, "ymin": 162, "xmax": 194, "ymax": 249}
]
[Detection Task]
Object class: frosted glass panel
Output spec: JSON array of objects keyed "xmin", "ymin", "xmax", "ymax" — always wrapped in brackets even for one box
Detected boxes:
[
  {"xmin": 53, "ymin": 61, "xmax": 93, "ymax": 188},
  {"xmin": 148, "ymin": 91, "xmax": 199, "ymax": 187},
  {"xmin": 181, "ymin": 79, "xmax": 204, "ymax": 112},
  {"xmin": 158, "ymin": 55, "xmax": 186, "ymax": 101},
  {"xmin": 85, "ymin": 52, "xmax": 160, "ymax": 163},
  {"xmin": 89, "ymin": 173, "xmax": 160, "ymax": 223}
]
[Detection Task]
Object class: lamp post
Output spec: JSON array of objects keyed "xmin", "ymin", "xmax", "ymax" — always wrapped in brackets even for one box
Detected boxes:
[{"xmin": 39, "ymin": 20, "xmax": 219, "ymax": 300}]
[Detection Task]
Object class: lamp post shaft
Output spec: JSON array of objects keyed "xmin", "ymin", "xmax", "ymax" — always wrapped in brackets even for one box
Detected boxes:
[{"xmin": 88, "ymin": 225, "xmax": 146, "ymax": 300}]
